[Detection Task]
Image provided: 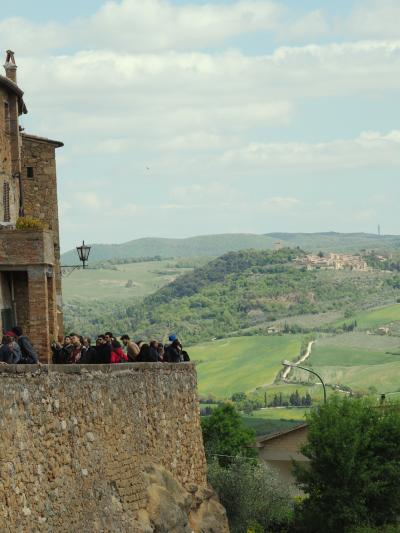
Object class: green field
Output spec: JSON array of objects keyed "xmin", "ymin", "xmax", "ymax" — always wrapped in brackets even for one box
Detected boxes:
[
  {"xmin": 62, "ymin": 260, "xmax": 194, "ymax": 302},
  {"xmin": 288, "ymin": 331, "xmax": 400, "ymax": 394},
  {"xmin": 353, "ymin": 304, "xmax": 400, "ymax": 329},
  {"xmin": 242, "ymin": 408, "xmax": 307, "ymax": 436},
  {"xmin": 330, "ymin": 303, "xmax": 400, "ymax": 331},
  {"xmin": 191, "ymin": 335, "xmax": 302, "ymax": 398}
]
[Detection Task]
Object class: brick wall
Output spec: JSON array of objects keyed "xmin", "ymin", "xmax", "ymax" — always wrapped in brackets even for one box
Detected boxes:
[
  {"xmin": 21, "ymin": 135, "xmax": 63, "ymax": 335},
  {"xmin": 0, "ymin": 363, "xmax": 207, "ymax": 531}
]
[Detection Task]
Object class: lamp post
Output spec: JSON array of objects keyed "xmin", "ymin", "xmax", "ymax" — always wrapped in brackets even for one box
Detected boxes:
[
  {"xmin": 282, "ymin": 360, "xmax": 327, "ymax": 405},
  {"xmin": 76, "ymin": 240, "xmax": 91, "ymax": 269}
]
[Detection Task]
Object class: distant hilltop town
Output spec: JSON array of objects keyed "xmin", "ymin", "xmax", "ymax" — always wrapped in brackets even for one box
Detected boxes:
[{"xmin": 295, "ymin": 253, "xmax": 369, "ymax": 272}]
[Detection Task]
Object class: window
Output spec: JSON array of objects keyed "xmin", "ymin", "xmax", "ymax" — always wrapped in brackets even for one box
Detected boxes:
[
  {"xmin": 3, "ymin": 102, "xmax": 10, "ymax": 135},
  {"xmin": 27, "ymin": 167, "xmax": 34, "ymax": 178},
  {"xmin": 3, "ymin": 181, "xmax": 10, "ymax": 222}
]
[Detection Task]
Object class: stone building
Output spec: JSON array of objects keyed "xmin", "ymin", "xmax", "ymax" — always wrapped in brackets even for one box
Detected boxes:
[{"xmin": 0, "ymin": 51, "xmax": 63, "ymax": 360}]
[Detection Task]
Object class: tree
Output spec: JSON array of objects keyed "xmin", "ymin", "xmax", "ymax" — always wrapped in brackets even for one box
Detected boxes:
[
  {"xmin": 294, "ymin": 397, "xmax": 400, "ymax": 532},
  {"xmin": 208, "ymin": 458, "xmax": 293, "ymax": 533},
  {"xmin": 201, "ymin": 404, "xmax": 257, "ymax": 464},
  {"xmin": 231, "ymin": 392, "xmax": 247, "ymax": 402}
]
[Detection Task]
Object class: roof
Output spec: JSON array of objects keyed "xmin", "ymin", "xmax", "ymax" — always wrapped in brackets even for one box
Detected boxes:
[
  {"xmin": 256, "ymin": 423, "xmax": 308, "ymax": 447},
  {"xmin": 0, "ymin": 74, "xmax": 27, "ymax": 114},
  {"xmin": 22, "ymin": 133, "xmax": 64, "ymax": 148}
]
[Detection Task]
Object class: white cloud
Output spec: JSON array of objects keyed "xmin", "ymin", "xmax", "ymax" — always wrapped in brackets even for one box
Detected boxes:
[
  {"xmin": 170, "ymin": 183, "xmax": 241, "ymax": 206},
  {"xmin": 84, "ymin": 0, "xmax": 284, "ymax": 52},
  {"xmin": 0, "ymin": 0, "xmax": 284, "ymax": 55},
  {"xmin": 281, "ymin": 10, "xmax": 329, "ymax": 42},
  {"xmin": 260, "ymin": 197, "xmax": 300, "ymax": 211},
  {"xmin": 3, "ymin": 0, "xmax": 400, "ymax": 247},
  {"xmin": 221, "ymin": 130, "xmax": 400, "ymax": 173},
  {"xmin": 343, "ymin": 0, "xmax": 400, "ymax": 39}
]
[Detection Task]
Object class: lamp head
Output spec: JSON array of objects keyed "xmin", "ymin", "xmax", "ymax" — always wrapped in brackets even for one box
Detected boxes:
[
  {"xmin": 76, "ymin": 240, "xmax": 91, "ymax": 264},
  {"xmin": 282, "ymin": 360, "xmax": 292, "ymax": 367}
]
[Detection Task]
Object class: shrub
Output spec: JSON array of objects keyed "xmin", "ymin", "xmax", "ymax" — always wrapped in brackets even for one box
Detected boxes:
[
  {"xmin": 208, "ymin": 458, "xmax": 294, "ymax": 533},
  {"xmin": 16, "ymin": 216, "xmax": 45, "ymax": 230}
]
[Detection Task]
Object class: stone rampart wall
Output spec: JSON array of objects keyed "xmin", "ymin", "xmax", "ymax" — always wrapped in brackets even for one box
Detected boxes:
[{"xmin": 0, "ymin": 363, "xmax": 206, "ymax": 531}]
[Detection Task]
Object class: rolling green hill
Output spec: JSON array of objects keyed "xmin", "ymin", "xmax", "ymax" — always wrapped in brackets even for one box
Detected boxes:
[
  {"xmin": 61, "ymin": 231, "xmax": 400, "ymax": 264},
  {"xmin": 61, "ymin": 233, "xmax": 278, "ymax": 263},
  {"xmin": 64, "ymin": 247, "xmax": 400, "ymax": 341},
  {"xmin": 191, "ymin": 335, "xmax": 303, "ymax": 398},
  {"xmin": 127, "ymin": 249, "xmax": 399, "ymax": 344}
]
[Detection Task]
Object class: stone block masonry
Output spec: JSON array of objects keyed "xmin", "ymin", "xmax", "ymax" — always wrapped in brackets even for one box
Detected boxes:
[{"xmin": 0, "ymin": 363, "xmax": 208, "ymax": 531}]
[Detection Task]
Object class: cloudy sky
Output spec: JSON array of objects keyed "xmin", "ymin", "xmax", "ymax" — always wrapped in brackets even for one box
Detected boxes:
[{"xmin": 3, "ymin": 0, "xmax": 400, "ymax": 250}]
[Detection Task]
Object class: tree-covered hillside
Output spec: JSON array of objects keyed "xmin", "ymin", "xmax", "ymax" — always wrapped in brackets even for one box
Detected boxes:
[{"xmin": 64, "ymin": 248, "xmax": 400, "ymax": 342}]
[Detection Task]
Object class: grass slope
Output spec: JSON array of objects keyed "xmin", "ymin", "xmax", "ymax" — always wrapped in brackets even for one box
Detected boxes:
[
  {"xmin": 351, "ymin": 304, "xmax": 400, "ymax": 330},
  {"xmin": 62, "ymin": 260, "xmax": 195, "ymax": 303},
  {"xmin": 191, "ymin": 335, "xmax": 302, "ymax": 398}
]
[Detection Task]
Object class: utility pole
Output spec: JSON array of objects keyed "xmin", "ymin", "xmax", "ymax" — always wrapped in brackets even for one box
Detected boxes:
[{"xmin": 378, "ymin": 224, "xmax": 381, "ymax": 236}]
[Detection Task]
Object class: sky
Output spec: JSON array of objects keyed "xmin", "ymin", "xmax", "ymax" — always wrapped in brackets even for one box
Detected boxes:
[{"xmin": 2, "ymin": 0, "xmax": 400, "ymax": 251}]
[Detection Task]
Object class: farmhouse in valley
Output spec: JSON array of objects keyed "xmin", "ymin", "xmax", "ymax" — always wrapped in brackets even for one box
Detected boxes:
[
  {"xmin": 0, "ymin": 51, "xmax": 63, "ymax": 359},
  {"xmin": 256, "ymin": 423, "xmax": 309, "ymax": 492}
]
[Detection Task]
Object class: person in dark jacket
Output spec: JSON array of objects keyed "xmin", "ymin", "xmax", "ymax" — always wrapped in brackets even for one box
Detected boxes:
[
  {"xmin": 0, "ymin": 335, "xmax": 22, "ymax": 364},
  {"xmin": 149, "ymin": 340, "xmax": 161, "ymax": 362},
  {"xmin": 52, "ymin": 336, "xmax": 74, "ymax": 364},
  {"xmin": 164, "ymin": 339, "xmax": 182, "ymax": 363},
  {"xmin": 93, "ymin": 335, "xmax": 112, "ymax": 364},
  {"xmin": 137, "ymin": 343, "xmax": 158, "ymax": 362},
  {"xmin": 79, "ymin": 337, "xmax": 97, "ymax": 364},
  {"xmin": 11, "ymin": 326, "xmax": 38, "ymax": 364}
]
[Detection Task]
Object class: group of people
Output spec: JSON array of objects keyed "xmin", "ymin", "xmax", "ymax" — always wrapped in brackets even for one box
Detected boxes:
[
  {"xmin": 0, "ymin": 327, "xmax": 190, "ymax": 365},
  {"xmin": 0, "ymin": 327, "xmax": 39, "ymax": 364},
  {"xmin": 51, "ymin": 332, "xmax": 190, "ymax": 365}
]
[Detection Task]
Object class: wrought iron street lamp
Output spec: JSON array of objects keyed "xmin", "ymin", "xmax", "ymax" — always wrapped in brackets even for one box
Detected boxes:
[
  {"xmin": 76, "ymin": 240, "xmax": 91, "ymax": 269},
  {"xmin": 282, "ymin": 360, "xmax": 327, "ymax": 404},
  {"xmin": 61, "ymin": 240, "xmax": 92, "ymax": 275}
]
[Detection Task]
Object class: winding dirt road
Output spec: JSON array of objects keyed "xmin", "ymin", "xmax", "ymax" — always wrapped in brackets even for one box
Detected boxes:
[{"xmin": 282, "ymin": 340, "xmax": 315, "ymax": 380}]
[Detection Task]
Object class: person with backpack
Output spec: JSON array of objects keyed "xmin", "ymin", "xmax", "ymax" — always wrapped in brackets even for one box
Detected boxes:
[
  {"xmin": 164, "ymin": 339, "xmax": 182, "ymax": 363},
  {"xmin": 11, "ymin": 326, "xmax": 38, "ymax": 364}
]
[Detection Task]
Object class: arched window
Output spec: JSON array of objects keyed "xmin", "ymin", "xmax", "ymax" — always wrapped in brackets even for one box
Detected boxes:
[{"xmin": 3, "ymin": 181, "xmax": 10, "ymax": 222}]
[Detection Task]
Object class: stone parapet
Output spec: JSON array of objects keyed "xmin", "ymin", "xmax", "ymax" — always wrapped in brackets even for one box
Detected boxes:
[
  {"xmin": 0, "ymin": 228, "xmax": 55, "ymax": 266},
  {"xmin": 0, "ymin": 363, "xmax": 207, "ymax": 531}
]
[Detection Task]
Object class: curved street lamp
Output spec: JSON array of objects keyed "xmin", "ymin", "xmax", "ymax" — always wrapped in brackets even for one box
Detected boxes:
[{"xmin": 282, "ymin": 360, "xmax": 327, "ymax": 404}]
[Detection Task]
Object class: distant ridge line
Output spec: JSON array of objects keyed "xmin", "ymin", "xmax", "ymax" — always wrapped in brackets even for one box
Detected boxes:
[{"xmin": 61, "ymin": 232, "xmax": 400, "ymax": 264}]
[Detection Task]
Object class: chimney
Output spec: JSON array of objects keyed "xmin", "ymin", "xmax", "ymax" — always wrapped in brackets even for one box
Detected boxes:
[{"xmin": 4, "ymin": 50, "xmax": 17, "ymax": 84}]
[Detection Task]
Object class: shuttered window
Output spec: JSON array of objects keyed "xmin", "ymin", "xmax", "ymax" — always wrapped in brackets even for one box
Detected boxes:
[{"xmin": 3, "ymin": 182, "xmax": 10, "ymax": 222}]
